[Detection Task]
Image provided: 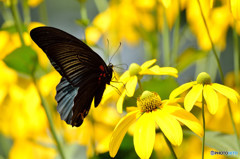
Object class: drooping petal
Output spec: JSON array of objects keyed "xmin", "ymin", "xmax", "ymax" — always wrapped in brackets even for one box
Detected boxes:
[
  {"xmin": 140, "ymin": 59, "xmax": 157, "ymax": 70},
  {"xmin": 162, "ymin": 106, "xmax": 203, "ymax": 137},
  {"xmin": 134, "ymin": 113, "xmax": 155, "ymax": 159},
  {"xmin": 184, "ymin": 84, "xmax": 203, "ymax": 112},
  {"xmin": 153, "ymin": 110, "xmax": 183, "ymax": 146},
  {"xmin": 109, "ymin": 110, "xmax": 138, "ymax": 158},
  {"xmin": 211, "ymin": 83, "xmax": 239, "ymax": 104},
  {"xmin": 169, "ymin": 81, "xmax": 196, "ymax": 99},
  {"xmin": 140, "ymin": 65, "xmax": 178, "ymax": 78},
  {"xmin": 126, "ymin": 106, "xmax": 138, "ymax": 113},
  {"xmin": 203, "ymin": 85, "xmax": 218, "ymax": 114},
  {"xmin": 117, "ymin": 90, "xmax": 126, "ymax": 113},
  {"xmin": 126, "ymin": 76, "xmax": 138, "ymax": 97},
  {"xmin": 119, "ymin": 70, "xmax": 130, "ymax": 83}
]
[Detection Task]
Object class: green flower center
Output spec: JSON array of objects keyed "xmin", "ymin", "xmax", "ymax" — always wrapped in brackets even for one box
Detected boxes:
[
  {"xmin": 129, "ymin": 63, "xmax": 142, "ymax": 76},
  {"xmin": 137, "ymin": 91, "xmax": 162, "ymax": 112},
  {"xmin": 196, "ymin": 72, "xmax": 212, "ymax": 84}
]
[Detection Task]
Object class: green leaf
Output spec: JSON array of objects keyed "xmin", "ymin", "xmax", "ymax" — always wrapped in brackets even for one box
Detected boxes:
[
  {"xmin": 205, "ymin": 131, "xmax": 240, "ymax": 152},
  {"xmin": 177, "ymin": 48, "xmax": 208, "ymax": 72},
  {"xmin": 0, "ymin": 133, "xmax": 13, "ymax": 159},
  {"xmin": 123, "ymin": 78, "xmax": 179, "ymax": 109},
  {"xmin": 3, "ymin": 46, "xmax": 38, "ymax": 76},
  {"xmin": 142, "ymin": 77, "xmax": 179, "ymax": 100},
  {"xmin": 75, "ymin": 19, "xmax": 90, "ymax": 28}
]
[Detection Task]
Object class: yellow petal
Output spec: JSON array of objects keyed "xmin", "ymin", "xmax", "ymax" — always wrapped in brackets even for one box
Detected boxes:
[
  {"xmin": 203, "ymin": 85, "xmax": 218, "ymax": 114},
  {"xmin": 140, "ymin": 59, "xmax": 157, "ymax": 70},
  {"xmin": 126, "ymin": 76, "xmax": 137, "ymax": 97},
  {"xmin": 153, "ymin": 110, "xmax": 183, "ymax": 146},
  {"xmin": 211, "ymin": 83, "xmax": 239, "ymax": 104},
  {"xmin": 109, "ymin": 110, "xmax": 138, "ymax": 158},
  {"xmin": 117, "ymin": 90, "xmax": 126, "ymax": 113},
  {"xmin": 162, "ymin": 106, "xmax": 203, "ymax": 137},
  {"xmin": 184, "ymin": 84, "xmax": 203, "ymax": 112},
  {"xmin": 230, "ymin": 0, "xmax": 240, "ymax": 20},
  {"xmin": 126, "ymin": 106, "xmax": 138, "ymax": 113},
  {"xmin": 140, "ymin": 65, "xmax": 178, "ymax": 78},
  {"xmin": 119, "ymin": 70, "xmax": 130, "ymax": 83},
  {"xmin": 134, "ymin": 113, "xmax": 155, "ymax": 159},
  {"xmin": 169, "ymin": 81, "xmax": 195, "ymax": 99},
  {"xmin": 85, "ymin": 26, "xmax": 101, "ymax": 45}
]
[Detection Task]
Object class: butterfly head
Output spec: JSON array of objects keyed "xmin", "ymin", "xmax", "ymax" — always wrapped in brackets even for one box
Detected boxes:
[{"xmin": 106, "ymin": 63, "xmax": 113, "ymax": 84}]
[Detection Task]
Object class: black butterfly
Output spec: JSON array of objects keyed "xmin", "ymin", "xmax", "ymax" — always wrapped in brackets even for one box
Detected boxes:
[{"xmin": 30, "ymin": 26, "xmax": 113, "ymax": 127}]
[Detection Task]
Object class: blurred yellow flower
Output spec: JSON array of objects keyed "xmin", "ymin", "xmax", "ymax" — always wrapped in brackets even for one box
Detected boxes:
[
  {"xmin": 230, "ymin": 0, "xmax": 240, "ymax": 20},
  {"xmin": 28, "ymin": 0, "xmax": 43, "ymax": 8},
  {"xmin": 170, "ymin": 72, "xmax": 240, "ymax": 114},
  {"xmin": 86, "ymin": 0, "xmax": 182, "ymax": 45},
  {"xmin": 0, "ymin": 31, "xmax": 31, "ymax": 60},
  {"xmin": 109, "ymin": 91, "xmax": 203, "ymax": 158},
  {"xmin": 9, "ymin": 139, "xmax": 56, "ymax": 159},
  {"xmin": 38, "ymin": 71, "xmax": 61, "ymax": 97},
  {"xmin": 186, "ymin": 0, "xmax": 232, "ymax": 51},
  {"xmin": 62, "ymin": 102, "xmax": 121, "ymax": 157},
  {"xmin": 224, "ymin": 71, "xmax": 240, "ymax": 93},
  {"xmin": 0, "ymin": 83, "xmax": 48, "ymax": 139},
  {"xmin": 117, "ymin": 59, "xmax": 178, "ymax": 113},
  {"xmin": 0, "ymin": 61, "xmax": 17, "ymax": 104},
  {"xmin": 205, "ymin": 96, "xmax": 240, "ymax": 134},
  {"xmin": 158, "ymin": 0, "xmax": 180, "ymax": 30},
  {"xmin": 177, "ymin": 136, "xmax": 226, "ymax": 159}
]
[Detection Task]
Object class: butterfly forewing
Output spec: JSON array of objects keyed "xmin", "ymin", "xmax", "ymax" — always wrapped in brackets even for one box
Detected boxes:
[{"xmin": 30, "ymin": 26, "xmax": 113, "ymax": 127}]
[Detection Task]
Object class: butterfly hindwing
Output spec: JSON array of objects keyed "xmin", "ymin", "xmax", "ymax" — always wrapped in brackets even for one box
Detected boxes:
[{"xmin": 30, "ymin": 26, "xmax": 113, "ymax": 127}]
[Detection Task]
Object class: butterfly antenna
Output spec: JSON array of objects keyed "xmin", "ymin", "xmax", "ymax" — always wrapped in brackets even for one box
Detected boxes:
[
  {"xmin": 109, "ymin": 42, "xmax": 121, "ymax": 64},
  {"xmin": 109, "ymin": 83, "xmax": 122, "ymax": 95}
]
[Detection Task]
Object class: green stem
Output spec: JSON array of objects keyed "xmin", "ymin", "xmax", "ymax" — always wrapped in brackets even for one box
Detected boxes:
[
  {"xmin": 21, "ymin": 0, "xmax": 30, "ymax": 24},
  {"xmin": 197, "ymin": 0, "xmax": 224, "ymax": 82},
  {"xmin": 171, "ymin": 1, "xmax": 180, "ymax": 67},
  {"xmin": 94, "ymin": 0, "xmax": 108, "ymax": 12},
  {"xmin": 137, "ymin": 78, "xmax": 143, "ymax": 93},
  {"xmin": 201, "ymin": 91, "xmax": 205, "ymax": 159},
  {"xmin": 32, "ymin": 77, "xmax": 66, "ymax": 159},
  {"xmin": 10, "ymin": 0, "xmax": 25, "ymax": 46},
  {"xmin": 149, "ymin": 0, "xmax": 159, "ymax": 60},
  {"xmin": 227, "ymin": 100, "xmax": 240, "ymax": 150},
  {"xmin": 163, "ymin": 133, "xmax": 177, "ymax": 159},
  {"xmin": 88, "ymin": 113, "xmax": 97, "ymax": 158},
  {"xmin": 80, "ymin": 3, "xmax": 88, "ymax": 20},
  {"xmin": 163, "ymin": 9, "xmax": 170, "ymax": 66},
  {"xmin": 232, "ymin": 22, "xmax": 240, "ymax": 88},
  {"xmin": 39, "ymin": 0, "xmax": 48, "ymax": 24},
  {"xmin": 0, "ymin": 2, "xmax": 13, "ymax": 23},
  {"xmin": 79, "ymin": 1, "xmax": 88, "ymax": 42}
]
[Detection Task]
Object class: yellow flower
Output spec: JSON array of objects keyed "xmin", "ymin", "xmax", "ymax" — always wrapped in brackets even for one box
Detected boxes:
[
  {"xmin": 62, "ymin": 102, "xmax": 121, "ymax": 157},
  {"xmin": 230, "ymin": 0, "xmax": 240, "ymax": 20},
  {"xmin": 0, "ymin": 61, "xmax": 17, "ymax": 104},
  {"xmin": 9, "ymin": 138, "xmax": 56, "ymax": 159},
  {"xmin": 109, "ymin": 91, "xmax": 203, "ymax": 158},
  {"xmin": 0, "ymin": 31, "xmax": 31, "ymax": 60},
  {"xmin": 38, "ymin": 71, "xmax": 61, "ymax": 97},
  {"xmin": 170, "ymin": 72, "xmax": 240, "ymax": 114},
  {"xmin": 205, "ymin": 96, "xmax": 240, "ymax": 134},
  {"xmin": 28, "ymin": 0, "xmax": 43, "ymax": 8},
  {"xmin": 186, "ymin": 0, "xmax": 231, "ymax": 50},
  {"xmin": 86, "ymin": 0, "xmax": 182, "ymax": 45},
  {"xmin": 224, "ymin": 71, "xmax": 240, "ymax": 93},
  {"xmin": 117, "ymin": 59, "xmax": 178, "ymax": 113},
  {"xmin": 0, "ymin": 83, "xmax": 48, "ymax": 139}
]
